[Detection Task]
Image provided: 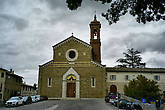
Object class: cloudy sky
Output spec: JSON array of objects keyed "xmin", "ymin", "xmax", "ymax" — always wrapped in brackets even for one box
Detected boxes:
[{"xmin": 0, "ymin": 0, "xmax": 165, "ymax": 85}]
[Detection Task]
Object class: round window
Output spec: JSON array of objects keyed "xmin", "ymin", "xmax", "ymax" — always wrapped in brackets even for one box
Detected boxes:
[
  {"xmin": 66, "ymin": 49, "xmax": 78, "ymax": 61},
  {"xmin": 69, "ymin": 51, "xmax": 76, "ymax": 59}
]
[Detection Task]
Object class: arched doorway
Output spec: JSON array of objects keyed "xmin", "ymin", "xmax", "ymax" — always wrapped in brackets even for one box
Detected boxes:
[
  {"xmin": 110, "ymin": 85, "xmax": 117, "ymax": 94},
  {"xmin": 62, "ymin": 67, "xmax": 80, "ymax": 98}
]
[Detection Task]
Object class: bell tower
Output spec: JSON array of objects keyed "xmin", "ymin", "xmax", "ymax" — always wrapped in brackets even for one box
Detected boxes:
[{"xmin": 89, "ymin": 15, "xmax": 101, "ymax": 64}]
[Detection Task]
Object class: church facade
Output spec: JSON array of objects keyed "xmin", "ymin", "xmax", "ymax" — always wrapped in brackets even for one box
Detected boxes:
[
  {"xmin": 38, "ymin": 16, "xmax": 106, "ymax": 99},
  {"xmin": 38, "ymin": 16, "xmax": 165, "ymax": 99}
]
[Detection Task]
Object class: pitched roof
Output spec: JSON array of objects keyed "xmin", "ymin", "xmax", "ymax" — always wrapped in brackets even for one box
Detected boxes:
[
  {"xmin": 22, "ymin": 83, "xmax": 35, "ymax": 88},
  {"xmin": 0, "ymin": 68, "xmax": 23, "ymax": 78},
  {"xmin": 0, "ymin": 68, "xmax": 8, "ymax": 72},
  {"xmin": 106, "ymin": 67, "xmax": 165, "ymax": 73},
  {"xmin": 7, "ymin": 72, "xmax": 23, "ymax": 78},
  {"xmin": 52, "ymin": 35, "xmax": 92, "ymax": 49}
]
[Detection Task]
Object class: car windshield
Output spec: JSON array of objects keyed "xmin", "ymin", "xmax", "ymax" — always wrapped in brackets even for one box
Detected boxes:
[
  {"xmin": 10, "ymin": 97, "xmax": 19, "ymax": 100},
  {"xmin": 31, "ymin": 96, "xmax": 35, "ymax": 99},
  {"xmin": 23, "ymin": 97, "xmax": 28, "ymax": 100}
]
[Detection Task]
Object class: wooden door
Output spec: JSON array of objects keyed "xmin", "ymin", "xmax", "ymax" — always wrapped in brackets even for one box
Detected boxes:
[{"xmin": 67, "ymin": 83, "xmax": 76, "ymax": 97}]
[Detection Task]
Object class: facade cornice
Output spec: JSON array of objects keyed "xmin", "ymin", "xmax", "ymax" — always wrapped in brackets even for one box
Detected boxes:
[
  {"xmin": 91, "ymin": 61, "xmax": 105, "ymax": 68},
  {"xmin": 39, "ymin": 60, "xmax": 53, "ymax": 68},
  {"xmin": 52, "ymin": 36, "xmax": 92, "ymax": 49},
  {"xmin": 106, "ymin": 67, "xmax": 165, "ymax": 73}
]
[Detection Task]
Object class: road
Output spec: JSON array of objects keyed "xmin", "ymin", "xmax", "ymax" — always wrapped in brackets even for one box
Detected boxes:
[{"xmin": 1, "ymin": 99, "xmax": 119, "ymax": 110}]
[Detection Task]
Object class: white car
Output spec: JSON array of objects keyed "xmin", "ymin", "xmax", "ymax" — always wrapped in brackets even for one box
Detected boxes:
[
  {"xmin": 31, "ymin": 96, "xmax": 38, "ymax": 103},
  {"xmin": 35, "ymin": 95, "xmax": 40, "ymax": 102},
  {"xmin": 109, "ymin": 98, "xmax": 115, "ymax": 104},
  {"xmin": 5, "ymin": 96, "xmax": 23, "ymax": 107}
]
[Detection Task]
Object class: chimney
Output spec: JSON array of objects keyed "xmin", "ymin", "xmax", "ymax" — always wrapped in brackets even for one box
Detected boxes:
[{"xmin": 10, "ymin": 69, "xmax": 14, "ymax": 74}]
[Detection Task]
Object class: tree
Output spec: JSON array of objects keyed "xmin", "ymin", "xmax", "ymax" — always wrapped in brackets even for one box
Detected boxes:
[
  {"xmin": 124, "ymin": 75, "xmax": 161, "ymax": 102},
  {"xmin": 33, "ymin": 83, "xmax": 37, "ymax": 90},
  {"xmin": 116, "ymin": 48, "xmax": 145, "ymax": 68},
  {"xmin": 66, "ymin": 0, "xmax": 165, "ymax": 25}
]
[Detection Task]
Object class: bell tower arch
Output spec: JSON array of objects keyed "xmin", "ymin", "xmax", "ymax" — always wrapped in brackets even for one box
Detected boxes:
[{"xmin": 89, "ymin": 15, "xmax": 101, "ymax": 64}]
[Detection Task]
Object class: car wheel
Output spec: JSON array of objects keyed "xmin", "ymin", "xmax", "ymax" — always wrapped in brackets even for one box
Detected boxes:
[{"xmin": 16, "ymin": 102, "xmax": 18, "ymax": 106}]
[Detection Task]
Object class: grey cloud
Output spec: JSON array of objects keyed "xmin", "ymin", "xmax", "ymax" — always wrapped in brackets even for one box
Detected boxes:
[
  {"xmin": 40, "ymin": 0, "xmax": 65, "ymax": 9},
  {"xmin": 33, "ymin": 8, "xmax": 43, "ymax": 15},
  {"xmin": 39, "ymin": 0, "xmax": 109, "ymax": 25},
  {"xmin": 102, "ymin": 30, "xmax": 165, "ymax": 66},
  {"xmin": 0, "ymin": 0, "xmax": 17, "ymax": 10},
  {"xmin": 0, "ymin": 41, "xmax": 21, "ymax": 56},
  {"xmin": 0, "ymin": 14, "xmax": 29, "ymax": 31},
  {"xmin": 103, "ymin": 38, "xmax": 124, "ymax": 58},
  {"xmin": 0, "ymin": 0, "xmax": 6, "ymax": 9},
  {"xmin": 124, "ymin": 31, "xmax": 165, "ymax": 53},
  {"xmin": 149, "ymin": 58, "xmax": 165, "ymax": 68}
]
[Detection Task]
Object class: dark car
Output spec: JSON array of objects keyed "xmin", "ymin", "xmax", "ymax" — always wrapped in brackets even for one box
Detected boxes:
[
  {"xmin": 126, "ymin": 102, "xmax": 143, "ymax": 110},
  {"xmin": 23, "ymin": 96, "xmax": 32, "ymax": 105},
  {"xmin": 117, "ymin": 99, "xmax": 129, "ymax": 109},
  {"xmin": 132, "ymin": 103, "xmax": 143, "ymax": 110},
  {"xmin": 105, "ymin": 96, "xmax": 110, "ymax": 103},
  {"xmin": 126, "ymin": 102, "xmax": 133, "ymax": 110},
  {"xmin": 40, "ymin": 96, "xmax": 48, "ymax": 101}
]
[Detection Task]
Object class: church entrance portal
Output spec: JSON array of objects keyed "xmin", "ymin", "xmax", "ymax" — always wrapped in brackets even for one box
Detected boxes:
[
  {"xmin": 62, "ymin": 68, "xmax": 80, "ymax": 98},
  {"xmin": 67, "ymin": 83, "xmax": 76, "ymax": 97}
]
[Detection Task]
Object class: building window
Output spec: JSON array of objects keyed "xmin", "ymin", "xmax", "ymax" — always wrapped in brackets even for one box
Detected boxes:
[
  {"xmin": 125, "ymin": 75, "xmax": 129, "ymax": 80},
  {"xmin": 1, "ymin": 72, "xmax": 4, "ymax": 78},
  {"xmin": 91, "ymin": 77, "xmax": 96, "ymax": 88},
  {"xmin": 66, "ymin": 49, "xmax": 78, "ymax": 61},
  {"xmin": 48, "ymin": 78, "xmax": 52, "ymax": 87},
  {"xmin": 105, "ymin": 73, "xmax": 107, "ymax": 80},
  {"xmin": 0, "ymin": 83, "xmax": 2, "ymax": 92},
  {"xmin": 154, "ymin": 75, "xmax": 160, "ymax": 81},
  {"xmin": 0, "ymin": 94, "xmax": 2, "ymax": 99},
  {"xmin": 110, "ymin": 75, "xmax": 116, "ymax": 80}
]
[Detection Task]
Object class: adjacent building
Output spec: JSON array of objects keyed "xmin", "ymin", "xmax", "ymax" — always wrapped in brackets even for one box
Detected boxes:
[
  {"xmin": 38, "ymin": 16, "xmax": 165, "ymax": 99},
  {"xmin": 106, "ymin": 67, "xmax": 165, "ymax": 95},
  {"xmin": 0, "ymin": 68, "xmax": 23, "ymax": 102},
  {"xmin": 21, "ymin": 83, "xmax": 36, "ymax": 96}
]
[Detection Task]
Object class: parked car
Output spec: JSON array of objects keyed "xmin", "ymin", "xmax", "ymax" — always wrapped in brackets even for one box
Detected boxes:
[
  {"xmin": 110, "ymin": 98, "xmax": 116, "ymax": 105},
  {"xmin": 114, "ymin": 98, "xmax": 119, "ymax": 106},
  {"xmin": 35, "ymin": 95, "xmax": 40, "ymax": 102},
  {"xmin": 31, "ymin": 96, "xmax": 38, "ymax": 103},
  {"xmin": 40, "ymin": 96, "xmax": 48, "ymax": 101},
  {"xmin": 5, "ymin": 96, "xmax": 23, "ymax": 107},
  {"xmin": 126, "ymin": 102, "xmax": 133, "ymax": 110},
  {"xmin": 131, "ymin": 103, "xmax": 143, "ymax": 110},
  {"xmin": 118, "ymin": 99, "xmax": 129, "ymax": 109},
  {"xmin": 105, "ymin": 96, "xmax": 110, "ymax": 103},
  {"xmin": 126, "ymin": 102, "xmax": 143, "ymax": 110},
  {"xmin": 22, "ymin": 96, "xmax": 32, "ymax": 105}
]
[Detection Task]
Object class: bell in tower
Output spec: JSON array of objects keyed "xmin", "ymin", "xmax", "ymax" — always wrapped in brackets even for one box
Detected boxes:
[{"xmin": 89, "ymin": 15, "xmax": 101, "ymax": 64}]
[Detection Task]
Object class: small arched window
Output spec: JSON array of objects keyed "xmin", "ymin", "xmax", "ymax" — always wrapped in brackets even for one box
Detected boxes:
[{"xmin": 94, "ymin": 29, "xmax": 97, "ymax": 39}]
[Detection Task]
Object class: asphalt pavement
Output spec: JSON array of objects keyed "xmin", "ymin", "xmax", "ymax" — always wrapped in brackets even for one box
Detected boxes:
[{"xmin": 1, "ymin": 99, "xmax": 119, "ymax": 110}]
